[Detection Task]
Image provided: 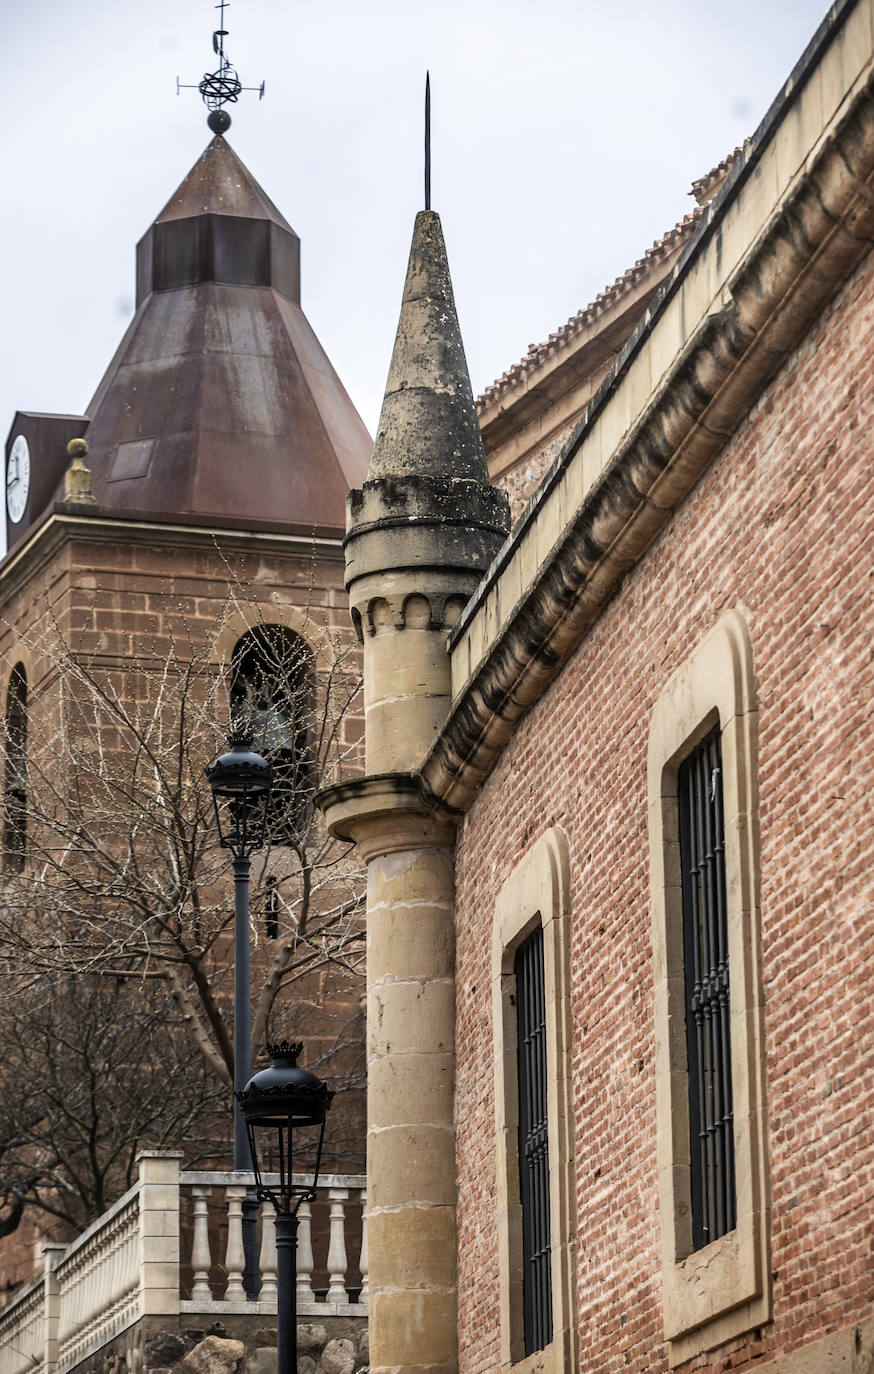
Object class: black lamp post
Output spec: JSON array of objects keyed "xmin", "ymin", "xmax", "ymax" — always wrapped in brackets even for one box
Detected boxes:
[
  {"xmin": 205, "ymin": 730, "xmax": 273, "ymax": 1293},
  {"xmin": 238, "ymin": 1041, "xmax": 333, "ymax": 1374}
]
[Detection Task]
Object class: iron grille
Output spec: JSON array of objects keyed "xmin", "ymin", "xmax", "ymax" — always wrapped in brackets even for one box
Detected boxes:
[
  {"xmin": 515, "ymin": 926, "xmax": 553, "ymax": 1355},
  {"xmin": 678, "ymin": 725, "xmax": 736, "ymax": 1250}
]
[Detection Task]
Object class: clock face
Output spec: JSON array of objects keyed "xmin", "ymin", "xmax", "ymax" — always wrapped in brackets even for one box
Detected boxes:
[{"xmin": 7, "ymin": 435, "xmax": 30, "ymax": 524}]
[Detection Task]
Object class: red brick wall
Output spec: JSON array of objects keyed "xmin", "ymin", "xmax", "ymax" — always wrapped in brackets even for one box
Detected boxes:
[{"xmin": 454, "ymin": 244, "xmax": 874, "ymax": 1370}]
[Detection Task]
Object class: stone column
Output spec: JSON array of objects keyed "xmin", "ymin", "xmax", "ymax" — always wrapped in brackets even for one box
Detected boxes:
[
  {"xmin": 322, "ymin": 781, "xmax": 459, "ymax": 1374},
  {"xmin": 322, "ymin": 207, "xmax": 510, "ymax": 1374}
]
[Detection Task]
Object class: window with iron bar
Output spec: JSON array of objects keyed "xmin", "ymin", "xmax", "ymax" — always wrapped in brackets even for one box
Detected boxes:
[
  {"xmin": 678, "ymin": 725, "xmax": 736, "ymax": 1251},
  {"xmin": 515, "ymin": 925, "xmax": 552, "ymax": 1355}
]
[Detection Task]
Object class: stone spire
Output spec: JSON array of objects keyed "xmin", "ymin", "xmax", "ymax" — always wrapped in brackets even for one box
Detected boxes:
[{"xmin": 368, "ymin": 210, "xmax": 491, "ymax": 483}]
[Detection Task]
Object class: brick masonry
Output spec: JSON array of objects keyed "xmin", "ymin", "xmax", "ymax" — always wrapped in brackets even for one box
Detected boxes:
[{"xmin": 453, "ymin": 235, "xmax": 874, "ymax": 1369}]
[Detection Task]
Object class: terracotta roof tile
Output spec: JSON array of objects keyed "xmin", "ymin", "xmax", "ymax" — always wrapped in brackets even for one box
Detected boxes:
[
  {"xmin": 477, "ymin": 208, "xmax": 703, "ymax": 411},
  {"xmin": 477, "ymin": 144, "xmax": 749, "ymax": 415},
  {"xmin": 690, "ymin": 142, "xmax": 749, "ymax": 206}
]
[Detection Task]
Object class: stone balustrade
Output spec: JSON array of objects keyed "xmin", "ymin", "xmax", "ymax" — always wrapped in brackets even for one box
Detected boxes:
[
  {"xmin": 55, "ymin": 1185, "xmax": 142, "ymax": 1370},
  {"xmin": 178, "ymin": 1170, "xmax": 368, "ymax": 1316},
  {"xmin": 0, "ymin": 1268, "xmax": 46, "ymax": 1374},
  {"xmin": 0, "ymin": 1154, "xmax": 367, "ymax": 1374}
]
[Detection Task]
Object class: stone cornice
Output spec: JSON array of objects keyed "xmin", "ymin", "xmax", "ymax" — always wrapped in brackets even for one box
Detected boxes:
[
  {"xmin": 422, "ymin": 0, "xmax": 874, "ymax": 812},
  {"xmin": 318, "ymin": 774, "xmax": 460, "ymax": 860},
  {"xmin": 0, "ymin": 508, "xmax": 344, "ymax": 606}
]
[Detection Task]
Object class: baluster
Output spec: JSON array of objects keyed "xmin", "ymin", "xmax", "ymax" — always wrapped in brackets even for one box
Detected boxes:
[
  {"xmin": 69, "ymin": 1259, "xmax": 81, "ymax": 1342},
  {"xmin": 190, "ymin": 1187, "xmax": 213, "ymax": 1304},
  {"xmin": 125, "ymin": 1215, "xmax": 138, "ymax": 1300},
  {"xmin": 326, "ymin": 1189, "xmax": 349, "ymax": 1304},
  {"xmin": 296, "ymin": 1201, "xmax": 315, "ymax": 1303},
  {"xmin": 259, "ymin": 1203, "xmax": 278, "ymax": 1305},
  {"xmin": 224, "ymin": 1186, "xmax": 247, "ymax": 1301},
  {"xmin": 127, "ymin": 1209, "xmax": 139, "ymax": 1296},
  {"xmin": 108, "ymin": 1225, "xmax": 120, "ymax": 1311},
  {"xmin": 358, "ymin": 1189, "xmax": 368, "ymax": 1305},
  {"xmin": 107, "ymin": 1226, "xmax": 120, "ymax": 1312}
]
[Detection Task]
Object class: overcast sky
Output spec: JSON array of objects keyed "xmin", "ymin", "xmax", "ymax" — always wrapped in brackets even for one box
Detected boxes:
[{"xmin": 4, "ymin": 0, "xmax": 830, "ymax": 483}]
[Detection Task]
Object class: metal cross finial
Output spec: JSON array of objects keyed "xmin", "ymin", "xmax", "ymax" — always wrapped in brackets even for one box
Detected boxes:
[
  {"xmin": 177, "ymin": 0, "xmax": 265, "ymax": 134},
  {"xmin": 425, "ymin": 71, "xmax": 431, "ymax": 212}
]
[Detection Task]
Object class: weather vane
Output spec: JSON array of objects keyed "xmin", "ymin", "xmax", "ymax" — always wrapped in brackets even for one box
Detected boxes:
[{"xmin": 177, "ymin": 0, "xmax": 265, "ymax": 134}]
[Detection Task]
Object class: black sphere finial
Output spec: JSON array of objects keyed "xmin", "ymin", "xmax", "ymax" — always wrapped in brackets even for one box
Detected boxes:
[{"xmin": 208, "ymin": 108, "xmax": 232, "ymax": 135}]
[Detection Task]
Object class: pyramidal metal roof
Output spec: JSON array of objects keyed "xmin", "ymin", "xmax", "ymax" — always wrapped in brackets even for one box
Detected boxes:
[{"xmin": 77, "ymin": 135, "xmax": 371, "ymax": 536}]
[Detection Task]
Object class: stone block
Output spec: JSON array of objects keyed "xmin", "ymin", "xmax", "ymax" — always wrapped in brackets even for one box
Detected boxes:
[
  {"xmin": 318, "ymin": 1338, "xmax": 355, "ymax": 1374},
  {"xmin": 297, "ymin": 1325, "xmax": 327, "ymax": 1355},
  {"xmin": 369, "ymin": 1289, "xmax": 457, "ymax": 1366},
  {"xmin": 367, "ymin": 1123, "xmax": 456, "ymax": 1208},
  {"xmin": 369, "ymin": 979, "xmax": 455, "ymax": 1058},
  {"xmin": 366, "ymin": 903, "xmax": 455, "ymax": 980},
  {"xmin": 367, "ymin": 1206, "xmax": 457, "ymax": 1290},
  {"xmin": 143, "ymin": 1331, "xmax": 188, "ymax": 1366},
  {"xmin": 366, "ymin": 1053, "xmax": 454, "ymax": 1127},
  {"xmin": 367, "ymin": 847, "xmax": 454, "ymax": 906},
  {"xmin": 178, "ymin": 1336, "xmax": 244, "ymax": 1374},
  {"xmin": 245, "ymin": 1349, "xmax": 275, "ymax": 1374}
]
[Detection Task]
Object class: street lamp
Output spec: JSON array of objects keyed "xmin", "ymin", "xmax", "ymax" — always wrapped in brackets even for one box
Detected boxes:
[
  {"xmin": 205, "ymin": 729, "xmax": 273, "ymax": 1293},
  {"xmin": 238, "ymin": 1041, "xmax": 333, "ymax": 1374}
]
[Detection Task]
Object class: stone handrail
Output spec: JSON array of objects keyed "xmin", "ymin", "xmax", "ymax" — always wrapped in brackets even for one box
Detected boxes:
[{"xmin": 0, "ymin": 1154, "xmax": 367, "ymax": 1374}]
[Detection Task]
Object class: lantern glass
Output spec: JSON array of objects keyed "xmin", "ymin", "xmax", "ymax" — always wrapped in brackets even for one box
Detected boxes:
[{"xmin": 245, "ymin": 1112, "xmax": 328, "ymax": 1214}]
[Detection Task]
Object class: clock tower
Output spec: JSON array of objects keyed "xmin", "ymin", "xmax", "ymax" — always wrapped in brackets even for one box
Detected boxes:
[{"xmin": 0, "ymin": 132, "xmax": 371, "ymax": 1293}]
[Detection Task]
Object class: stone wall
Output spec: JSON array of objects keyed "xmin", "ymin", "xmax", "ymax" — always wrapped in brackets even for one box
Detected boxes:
[{"xmin": 68, "ymin": 1314, "xmax": 368, "ymax": 1374}]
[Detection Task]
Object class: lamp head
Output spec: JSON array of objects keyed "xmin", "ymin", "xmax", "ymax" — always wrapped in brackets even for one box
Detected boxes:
[
  {"xmin": 205, "ymin": 731, "xmax": 273, "ymax": 854},
  {"xmin": 237, "ymin": 1041, "xmax": 333, "ymax": 1212}
]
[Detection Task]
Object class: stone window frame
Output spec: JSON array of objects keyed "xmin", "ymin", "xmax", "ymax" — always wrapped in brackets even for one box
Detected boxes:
[
  {"xmin": 493, "ymin": 826, "xmax": 577, "ymax": 1374},
  {"xmin": 647, "ymin": 608, "xmax": 770, "ymax": 1366}
]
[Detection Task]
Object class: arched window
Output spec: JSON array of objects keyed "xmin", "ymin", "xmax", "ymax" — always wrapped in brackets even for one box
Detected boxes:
[
  {"xmin": 4, "ymin": 664, "xmax": 27, "ymax": 872},
  {"xmin": 230, "ymin": 626, "xmax": 313, "ymax": 844}
]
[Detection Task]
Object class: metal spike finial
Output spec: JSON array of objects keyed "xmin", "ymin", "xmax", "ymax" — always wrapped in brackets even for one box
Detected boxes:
[
  {"xmin": 425, "ymin": 71, "xmax": 431, "ymax": 212},
  {"xmin": 177, "ymin": 0, "xmax": 266, "ymax": 132}
]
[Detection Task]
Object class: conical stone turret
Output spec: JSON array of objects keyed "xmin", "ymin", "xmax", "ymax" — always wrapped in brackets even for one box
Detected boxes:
[
  {"xmin": 321, "ymin": 209, "xmax": 509, "ymax": 1374},
  {"xmin": 345, "ymin": 210, "xmax": 510, "ymax": 772}
]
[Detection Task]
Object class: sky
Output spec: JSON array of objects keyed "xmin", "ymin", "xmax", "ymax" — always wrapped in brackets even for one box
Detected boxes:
[{"xmin": 3, "ymin": 0, "xmax": 830, "ymax": 533}]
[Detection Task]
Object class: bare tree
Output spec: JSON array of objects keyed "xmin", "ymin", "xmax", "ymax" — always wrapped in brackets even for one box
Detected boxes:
[
  {"xmin": 0, "ymin": 574, "xmax": 366, "ymax": 1233},
  {"xmin": 0, "ymin": 973, "xmax": 225, "ymax": 1237}
]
